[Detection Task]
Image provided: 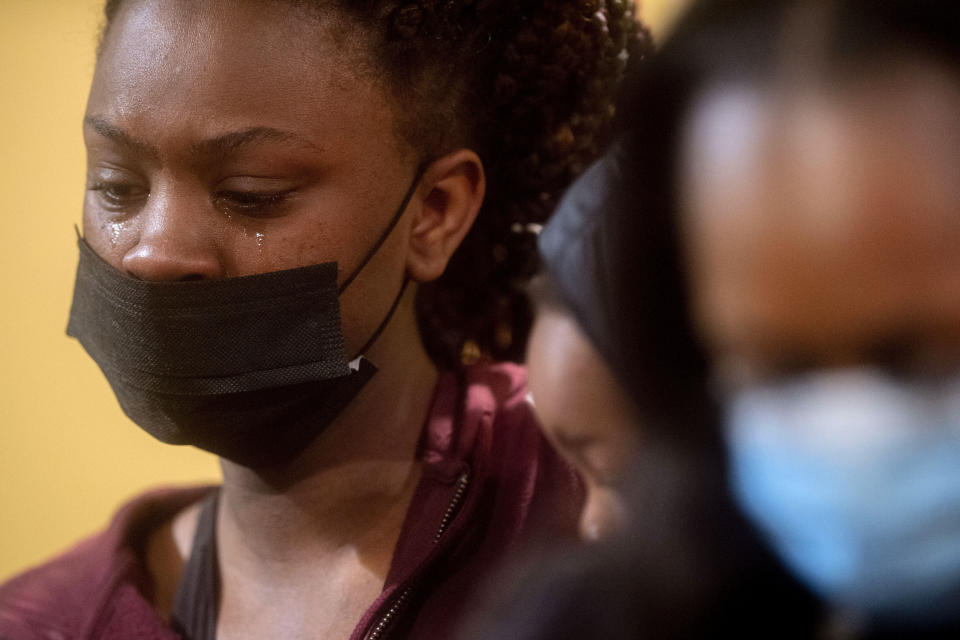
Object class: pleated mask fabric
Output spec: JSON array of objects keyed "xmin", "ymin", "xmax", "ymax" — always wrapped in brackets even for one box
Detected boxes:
[
  {"xmin": 67, "ymin": 166, "xmax": 423, "ymax": 467},
  {"xmin": 67, "ymin": 235, "xmax": 375, "ymax": 467}
]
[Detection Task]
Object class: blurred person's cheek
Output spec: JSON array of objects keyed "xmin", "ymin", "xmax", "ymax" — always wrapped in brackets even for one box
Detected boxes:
[{"xmin": 579, "ymin": 484, "xmax": 628, "ymax": 542}]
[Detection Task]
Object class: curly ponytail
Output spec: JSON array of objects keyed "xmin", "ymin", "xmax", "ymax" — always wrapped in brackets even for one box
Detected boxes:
[{"xmin": 344, "ymin": 0, "xmax": 650, "ymax": 366}]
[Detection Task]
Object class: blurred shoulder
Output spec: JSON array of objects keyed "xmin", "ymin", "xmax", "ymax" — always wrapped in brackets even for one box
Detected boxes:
[{"xmin": 462, "ymin": 361, "xmax": 583, "ymax": 532}]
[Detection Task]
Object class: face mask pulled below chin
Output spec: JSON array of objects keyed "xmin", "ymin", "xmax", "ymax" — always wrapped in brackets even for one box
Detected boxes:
[
  {"xmin": 67, "ymin": 168, "xmax": 422, "ymax": 468},
  {"xmin": 723, "ymin": 369, "xmax": 960, "ymax": 628}
]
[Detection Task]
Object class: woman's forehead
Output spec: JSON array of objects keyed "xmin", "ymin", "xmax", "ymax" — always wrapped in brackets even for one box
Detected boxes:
[
  {"xmin": 97, "ymin": 0, "xmax": 369, "ymax": 89},
  {"xmin": 89, "ymin": 0, "xmax": 400, "ymax": 161}
]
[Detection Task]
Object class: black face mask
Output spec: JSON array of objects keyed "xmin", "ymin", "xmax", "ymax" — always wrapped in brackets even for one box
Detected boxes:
[{"xmin": 67, "ymin": 167, "xmax": 423, "ymax": 468}]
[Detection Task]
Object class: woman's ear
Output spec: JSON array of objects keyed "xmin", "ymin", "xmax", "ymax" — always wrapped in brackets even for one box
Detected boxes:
[{"xmin": 407, "ymin": 149, "xmax": 485, "ymax": 283}]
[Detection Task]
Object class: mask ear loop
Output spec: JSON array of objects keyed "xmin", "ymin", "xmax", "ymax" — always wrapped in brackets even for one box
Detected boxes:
[
  {"xmin": 341, "ymin": 162, "xmax": 425, "ymax": 360},
  {"xmin": 351, "ymin": 277, "xmax": 411, "ymax": 362},
  {"xmin": 338, "ymin": 162, "xmax": 427, "ymax": 295}
]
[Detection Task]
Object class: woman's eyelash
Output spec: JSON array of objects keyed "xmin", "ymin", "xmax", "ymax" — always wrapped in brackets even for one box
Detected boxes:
[
  {"xmin": 87, "ymin": 182, "xmax": 294, "ymax": 217},
  {"xmin": 213, "ymin": 190, "xmax": 294, "ymax": 215},
  {"xmin": 217, "ymin": 190, "xmax": 288, "ymax": 206},
  {"xmin": 87, "ymin": 181, "xmax": 147, "ymax": 207}
]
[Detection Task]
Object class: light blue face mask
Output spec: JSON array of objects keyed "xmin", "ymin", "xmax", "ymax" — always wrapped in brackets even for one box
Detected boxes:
[{"xmin": 723, "ymin": 368, "xmax": 960, "ymax": 627}]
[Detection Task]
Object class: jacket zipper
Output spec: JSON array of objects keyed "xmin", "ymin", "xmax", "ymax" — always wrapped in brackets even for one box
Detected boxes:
[{"xmin": 363, "ymin": 470, "xmax": 470, "ymax": 640}]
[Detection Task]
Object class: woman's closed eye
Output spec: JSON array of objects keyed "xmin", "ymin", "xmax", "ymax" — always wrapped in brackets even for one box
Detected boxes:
[
  {"xmin": 212, "ymin": 189, "xmax": 295, "ymax": 217},
  {"xmin": 87, "ymin": 180, "xmax": 149, "ymax": 212},
  {"xmin": 212, "ymin": 176, "xmax": 301, "ymax": 218}
]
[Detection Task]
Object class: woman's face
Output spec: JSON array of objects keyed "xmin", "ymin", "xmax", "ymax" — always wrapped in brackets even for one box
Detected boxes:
[
  {"xmin": 84, "ymin": 0, "xmax": 417, "ymax": 353},
  {"xmin": 680, "ymin": 65, "xmax": 960, "ymax": 385},
  {"xmin": 526, "ymin": 303, "xmax": 640, "ymax": 541}
]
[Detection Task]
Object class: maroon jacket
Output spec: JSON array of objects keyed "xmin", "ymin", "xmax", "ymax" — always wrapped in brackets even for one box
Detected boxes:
[{"xmin": 0, "ymin": 363, "xmax": 583, "ymax": 640}]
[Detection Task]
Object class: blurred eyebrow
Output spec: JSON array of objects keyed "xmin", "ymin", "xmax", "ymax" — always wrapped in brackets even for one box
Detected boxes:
[{"xmin": 84, "ymin": 116, "xmax": 160, "ymax": 160}]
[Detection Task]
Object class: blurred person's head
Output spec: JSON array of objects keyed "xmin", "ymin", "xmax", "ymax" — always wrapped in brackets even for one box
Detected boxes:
[
  {"xmin": 524, "ymin": 0, "xmax": 960, "ymax": 631},
  {"xmin": 526, "ymin": 273, "xmax": 641, "ymax": 541},
  {"xmin": 528, "ymin": 128, "xmax": 713, "ymax": 542},
  {"xmin": 660, "ymin": 0, "xmax": 960, "ymax": 629}
]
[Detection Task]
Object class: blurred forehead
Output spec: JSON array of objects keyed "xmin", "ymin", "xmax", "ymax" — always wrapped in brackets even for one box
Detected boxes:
[{"xmin": 680, "ymin": 64, "xmax": 960, "ymax": 361}]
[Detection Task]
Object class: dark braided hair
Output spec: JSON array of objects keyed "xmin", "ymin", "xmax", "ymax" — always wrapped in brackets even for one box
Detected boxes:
[{"xmin": 101, "ymin": 0, "xmax": 650, "ymax": 368}]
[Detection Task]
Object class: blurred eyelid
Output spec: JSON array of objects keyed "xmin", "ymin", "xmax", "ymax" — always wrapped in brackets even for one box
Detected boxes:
[
  {"xmin": 554, "ymin": 429, "xmax": 596, "ymax": 451},
  {"xmin": 583, "ymin": 453, "xmax": 621, "ymax": 488},
  {"xmin": 552, "ymin": 430, "xmax": 622, "ymax": 485}
]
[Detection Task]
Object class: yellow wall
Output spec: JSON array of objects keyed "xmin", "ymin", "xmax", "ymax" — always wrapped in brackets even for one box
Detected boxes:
[
  {"xmin": 0, "ymin": 0, "xmax": 690, "ymax": 582},
  {"xmin": 0, "ymin": 0, "xmax": 221, "ymax": 582}
]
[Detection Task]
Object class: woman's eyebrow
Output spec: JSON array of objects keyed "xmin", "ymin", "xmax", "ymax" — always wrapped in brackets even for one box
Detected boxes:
[
  {"xmin": 83, "ymin": 116, "xmax": 322, "ymax": 160},
  {"xmin": 188, "ymin": 127, "xmax": 323, "ymax": 159},
  {"xmin": 84, "ymin": 116, "xmax": 160, "ymax": 160}
]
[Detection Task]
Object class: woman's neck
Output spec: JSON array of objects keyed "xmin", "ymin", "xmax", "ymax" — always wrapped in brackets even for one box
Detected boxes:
[
  {"xmin": 147, "ymin": 288, "xmax": 440, "ymax": 633},
  {"xmin": 215, "ymin": 287, "xmax": 437, "ymax": 567}
]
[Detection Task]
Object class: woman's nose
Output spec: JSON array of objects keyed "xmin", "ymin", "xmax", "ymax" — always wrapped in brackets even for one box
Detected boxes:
[
  {"xmin": 579, "ymin": 485, "xmax": 628, "ymax": 542},
  {"xmin": 122, "ymin": 192, "xmax": 224, "ymax": 281}
]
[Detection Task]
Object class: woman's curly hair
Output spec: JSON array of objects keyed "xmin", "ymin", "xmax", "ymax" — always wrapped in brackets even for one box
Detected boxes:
[{"xmin": 102, "ymin": 0, "xmax": 650, "ymax": 368}]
